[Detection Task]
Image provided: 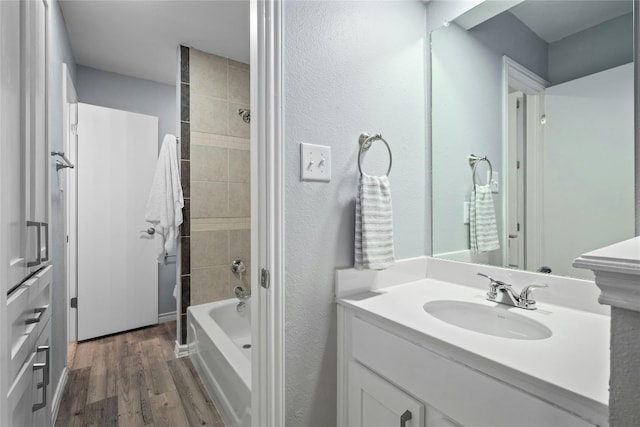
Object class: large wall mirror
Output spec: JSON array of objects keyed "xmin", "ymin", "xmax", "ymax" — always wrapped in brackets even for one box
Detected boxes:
[{"xmin": 431, "ymin": 0, "xmax": 635, "ymax": 279}]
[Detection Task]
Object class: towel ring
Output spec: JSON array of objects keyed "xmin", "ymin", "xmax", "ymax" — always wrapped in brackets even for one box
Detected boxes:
[
  {"xmin": 358, "ymin": 133, "xmax": 392, "ymax": 177},
  {"xmin": 469, "ymin": 154, "xmax": 493, "ymax": 186}
]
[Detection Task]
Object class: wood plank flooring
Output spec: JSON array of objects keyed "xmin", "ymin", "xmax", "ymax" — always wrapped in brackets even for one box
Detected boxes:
[{"xmin": 55, "ymin": 322, "xmax": 225, "ymax": 427}]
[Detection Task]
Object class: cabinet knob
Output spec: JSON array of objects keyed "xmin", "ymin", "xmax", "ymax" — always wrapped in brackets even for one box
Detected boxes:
[{"xmin": 400, "ymin": 410, "xmax": 412, "ymax": 427}]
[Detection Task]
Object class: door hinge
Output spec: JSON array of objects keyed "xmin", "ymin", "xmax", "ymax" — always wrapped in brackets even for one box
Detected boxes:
[
  {"xmin": 260, "ymin": 268, "xmax": 270, "ymax": 289},
  {"xmin": 517, "ymin": 160, "xmax": 520, "ymax": 169},
  {"xmin": 517, "ymin": 223, "xmax": 521, "ymax": 232},
  {"xmin": 66, "ymin": 235, "xmax": 69, "ymax": 243},
  {"xmin": 70, "ymin": 297, "xmax": 77, "ymax": 308},
  {"xmin": 516, "ymin": 99, "xmax": 520, "ymax": 109}
]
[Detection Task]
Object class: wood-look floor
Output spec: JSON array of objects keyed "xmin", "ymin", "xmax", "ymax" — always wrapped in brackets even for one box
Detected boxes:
[{"xmin": 55, "ymin": 322, "xmax": 225, "ymax": 427}]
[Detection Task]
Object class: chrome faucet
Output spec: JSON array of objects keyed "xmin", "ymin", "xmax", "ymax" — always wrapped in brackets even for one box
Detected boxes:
[{"xmin": 477, "ymin": 273, "xmax": 547, "ymax": 310}]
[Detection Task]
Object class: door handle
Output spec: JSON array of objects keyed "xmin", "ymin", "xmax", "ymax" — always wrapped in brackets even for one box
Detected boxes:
[
  {"xmin": 32, "ymin": 363, "xmax": 47, "ymax": 412},
  {"xmin": 141, "ymin": 227, "xmax": 155, "ymax": 235},
  {"xmin": 26, "ymin": 221, "xmax": 41, "ymax": 267},
  {"xmin": 400, "ymin": 410, "xmax": 412, "ymax": 427}
]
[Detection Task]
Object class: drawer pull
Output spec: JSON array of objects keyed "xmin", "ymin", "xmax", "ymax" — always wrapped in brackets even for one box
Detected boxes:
[
  {"xmin": 400, "ymin": 410, "xmax": 412, "ymax": 427},
  {"xmin": 32, "ymin": 363, "xmax": 47, "ymax": 411},
  {"xmin": 37, "ymin": 345, "xmax": 50, "ymax": 385},
  {"xmin": 25, "ymin": 307, "xmax": 46, "ymax": 325},
  {"xmin": 26, "ymin": 221, "xmax": 42, "ymax": 267}
]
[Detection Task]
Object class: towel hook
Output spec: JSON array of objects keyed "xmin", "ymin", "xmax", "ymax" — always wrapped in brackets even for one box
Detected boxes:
[
  {"xmin": 468, "ymin": 154, "xmax": 493, "ymax": 187},
  {"xmin": 358, "ymin": 133, "xmax": 392, "ymax": 177}
]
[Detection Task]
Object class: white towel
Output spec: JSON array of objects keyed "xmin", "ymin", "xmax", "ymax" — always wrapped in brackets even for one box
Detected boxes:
[
  {"xmin": 354, "ymin": 174, "xmax": 394, "ymax": 270},
  {"xmin": 145, "ymin": 134, "xmax": 184, "ymax": 263},
  {"xmin": 470, "ymin": 184, "xmax": 500, "ymax": 253}
]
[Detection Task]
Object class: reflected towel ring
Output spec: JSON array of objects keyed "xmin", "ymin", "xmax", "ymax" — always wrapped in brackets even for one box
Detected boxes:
[
  {"xmin": 468, "ymin": 154, "xmax": 493, "ymax": 186},
  {"xmin": 358, "ymin": 133, "xmax": 392, "ymax": 177}
]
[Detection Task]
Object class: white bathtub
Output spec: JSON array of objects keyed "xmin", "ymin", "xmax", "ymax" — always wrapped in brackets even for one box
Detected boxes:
[{"xmin": 187, "ymin": 298, "xmax": 251, "ymax": 427}]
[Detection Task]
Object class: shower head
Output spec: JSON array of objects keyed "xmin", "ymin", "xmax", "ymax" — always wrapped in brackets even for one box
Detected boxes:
[{"xmin": 238, "ymin": 108, "xmax": 251, "ymax": 124}]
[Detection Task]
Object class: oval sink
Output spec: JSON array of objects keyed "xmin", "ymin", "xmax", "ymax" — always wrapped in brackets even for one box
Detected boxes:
[{"xmin": 423, "ymin": 300, "xmax": 552, "ymax": 340}]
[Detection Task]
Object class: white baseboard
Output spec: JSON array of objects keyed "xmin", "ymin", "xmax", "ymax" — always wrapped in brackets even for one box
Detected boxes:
[
  {"xmin": 51, "ymin": 367, "xmax": 68, "ymax": 425},
  {"xmin": 158, "ymin": 311, "xmax": 177, "ymax": 324},
  {"xmin": 174, "ymin": 341, "xmax": 189, "ymax": 358}
]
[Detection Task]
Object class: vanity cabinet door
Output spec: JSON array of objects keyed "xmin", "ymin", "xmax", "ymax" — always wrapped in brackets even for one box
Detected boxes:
[{"xmin": 348, "ymin": 362, "xmax": 425, "ymax": 427}]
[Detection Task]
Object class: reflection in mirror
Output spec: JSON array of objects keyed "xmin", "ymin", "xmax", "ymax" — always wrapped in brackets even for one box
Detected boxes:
[{"xmin": 431, "ymin": 0, "xmax": 634, "ymax": 279}]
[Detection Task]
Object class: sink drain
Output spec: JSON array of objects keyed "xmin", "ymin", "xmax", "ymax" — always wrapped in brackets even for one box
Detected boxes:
[{"xmin": 242, "ymin": 344, "xmax": 251, "ymax": 349}]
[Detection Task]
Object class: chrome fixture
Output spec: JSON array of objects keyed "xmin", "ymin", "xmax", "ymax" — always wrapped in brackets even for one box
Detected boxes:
[
  {"xmin": 478, "ymin": 273, "xmax": 548, "ymax": 310},
  {"xmin": 237, "ymin": 108, "xmax": 251, "ymax": 123},
  {"xmin": 51, "ymin": 151, "xmax": 75, "ymax": 171},
  {"xmin": 468, "ymin": 154, "xmax": 493, "ymax": 186},
  {"xmin": 358, "ymin": 132, "xmax": 392, "ymax": 177},
  {"xmin": 140, "ymin": 227, "xmax": 155, "ymax": 235},
  {"xmin": 234, "ymin": 285, "xmax": 249, "ymax": 300},
  {"xmin": 232, "ymin": 259, "xmax": 246, "ymax": 274},
  {"xmin": 537, "ymin": 266, "xmax": 552, "ymax": 274}
]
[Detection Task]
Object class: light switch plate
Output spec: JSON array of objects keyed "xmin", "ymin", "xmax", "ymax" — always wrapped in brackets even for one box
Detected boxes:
[{"xmin": 300, "ymin": 142, "xmax": 331, "ymax": 182}]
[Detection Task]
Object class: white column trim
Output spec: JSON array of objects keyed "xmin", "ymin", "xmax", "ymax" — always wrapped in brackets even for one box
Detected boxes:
[{"xmin": 251, "ymin": 1, "xmax": 285, "ymax": 426}]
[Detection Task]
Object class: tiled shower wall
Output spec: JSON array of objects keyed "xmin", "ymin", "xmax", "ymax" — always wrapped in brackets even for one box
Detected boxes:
[{"xmin": 179, "ymin": 46, "xmax": 250, "ymax": 343}]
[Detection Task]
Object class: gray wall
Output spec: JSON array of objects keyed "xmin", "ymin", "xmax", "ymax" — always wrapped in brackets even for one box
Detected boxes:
[
  {"xmin": 549, "ymin": 13, "xmax": 633, "ymax": 85},
  {"xmin": 48, "ymin": 0, "xmax": 76, "ymax": 413},
  {"xmin": 470, "ymin": 11, "xmax": 548, "ymax": 81},
  {"xmin": 284, "ymin": 1, "xmax": 427, "ymax": 425},
  {"xmin": 76, "ymin": 65, "xmax": 177, "ymax": 315}
]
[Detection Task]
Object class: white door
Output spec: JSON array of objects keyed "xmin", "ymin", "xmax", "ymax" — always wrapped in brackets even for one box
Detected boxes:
[{"xmin": 77, "ymin": 103, "xmax": 159, "ymax": 341}]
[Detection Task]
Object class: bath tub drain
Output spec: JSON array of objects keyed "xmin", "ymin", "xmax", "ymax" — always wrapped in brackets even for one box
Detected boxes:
[{"xmin": 242, "ymin": 344, "xmax": 251, "ymax": 349}]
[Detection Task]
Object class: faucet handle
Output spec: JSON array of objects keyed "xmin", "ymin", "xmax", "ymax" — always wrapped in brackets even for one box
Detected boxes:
[
  {"xmin": 519, "ymin": 284, "xmax": 548, "ymax": 308},
  {"xmin": 477, "ymin": 272, "xmax": 509, "ymax": 287}
]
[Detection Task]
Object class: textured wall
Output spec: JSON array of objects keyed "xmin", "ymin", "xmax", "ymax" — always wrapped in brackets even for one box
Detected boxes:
[
  {"xmin": 75, "ymin": 65, "xmax": 177, "ymax": 315},
  {"xmin": 283, "ymin": 1, "xmax": 427, "ymax": 425},
  {"xmin": 188, "ymin": 48, "xmax": 251, "ymax": 306},
  {"xmin": 48, "ymin": 0, "xmax": 76, "ymax": 413}
]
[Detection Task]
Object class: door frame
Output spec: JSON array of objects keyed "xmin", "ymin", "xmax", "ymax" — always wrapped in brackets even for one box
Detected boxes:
[
  {"xmin": 501, "ymin": 56, "xmax": 548, "ymax": 271},
  {"xmin": 62, "ymin": 63, "xmax": 77, "ymax": 343},
  {"xmin": 251, "ymin": 1, "xmax": 285, "ymax": 426}
]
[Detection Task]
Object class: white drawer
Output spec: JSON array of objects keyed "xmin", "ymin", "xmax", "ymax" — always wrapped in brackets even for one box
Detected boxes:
[
  {"xmin": 7, "ymin": 265, "xmax": 52, "ymax": 383},
  {"xmin": 351, "ymin": 316, "xmax": 595, "ymax": 427}
]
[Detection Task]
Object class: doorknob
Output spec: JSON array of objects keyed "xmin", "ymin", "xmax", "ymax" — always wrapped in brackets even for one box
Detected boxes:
[{"xmin": 141, "ymin": 227, "xmax": 155, "ymax": 235}]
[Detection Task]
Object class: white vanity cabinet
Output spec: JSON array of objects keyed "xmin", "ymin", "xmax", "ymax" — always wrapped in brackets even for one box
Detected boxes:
[{"xmin": 338, "ymin": 307, "xmax": 598, "ymax": 427}]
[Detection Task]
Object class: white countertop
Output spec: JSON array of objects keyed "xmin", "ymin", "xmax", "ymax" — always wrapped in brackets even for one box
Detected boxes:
[{"xmin": 338, "ymin": 278, "xmax": 610, "ymax": 423}]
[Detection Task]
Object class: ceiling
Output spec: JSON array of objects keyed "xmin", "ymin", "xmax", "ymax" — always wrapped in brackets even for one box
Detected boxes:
[
  {"xmin": 59, "ymin": 0, "xmax": 250, "ymax": 86},
  {"xmin": 509, "ymin": 0, "xmax": 632, "ymax": 43}
]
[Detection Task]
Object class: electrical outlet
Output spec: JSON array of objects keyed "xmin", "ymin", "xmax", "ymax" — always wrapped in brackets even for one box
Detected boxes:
[{"xmin": 300, "ymin": 142, "xmax": 331, "ymax": 182}]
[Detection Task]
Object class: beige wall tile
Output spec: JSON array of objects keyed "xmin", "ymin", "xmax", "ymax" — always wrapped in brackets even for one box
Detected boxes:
[
  {"xmin": 229, "ymin": 229, "xmax": 250, "ymax": 263},
  {"xmin": 228, "ymin": 149, "xmax": 250, "ymax": 183},
  {"xmin": 191, "ymin": 266, "xmax": 230, "ymax": 305},
  {"xmin": 191, "ymin": 230, "xmax": 229, "ymax": 268},
  {"xmin": 228, "ymin": 68, "xmax": 249, "ymax": 105},
  {"xmin": 228, "ymin": 103, "xmax": 250, "ymax": 139},
  {"xmin": 228, "ymin": 183, "xmax": 250, "ymax": 218},
  {"xmin": 228, "ymin": 59, "xmax": 249, "ymax": 71},
  {"xmin": 191, "ymin": 182, "xmax": 229, "ymax": 218},
  {"xmin": 191, "ymin": 145, "xmax": 228, "ymax": 182},
  {"xmin": 190, "ymin": 49, "xmax": 228, "ymax": 99},
  {"xmin": 191, "ymin": 94, "xmax": 228, "ymax": 134}
]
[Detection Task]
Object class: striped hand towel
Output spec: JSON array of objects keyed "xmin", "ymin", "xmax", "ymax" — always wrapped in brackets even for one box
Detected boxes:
[
  {"xmin": 354, "ymin": 175, "xmax": 394, "ymax": 270},
  {"xmin": 470, "ymin": 184, "xmax": 500, "ymax": 253}
]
